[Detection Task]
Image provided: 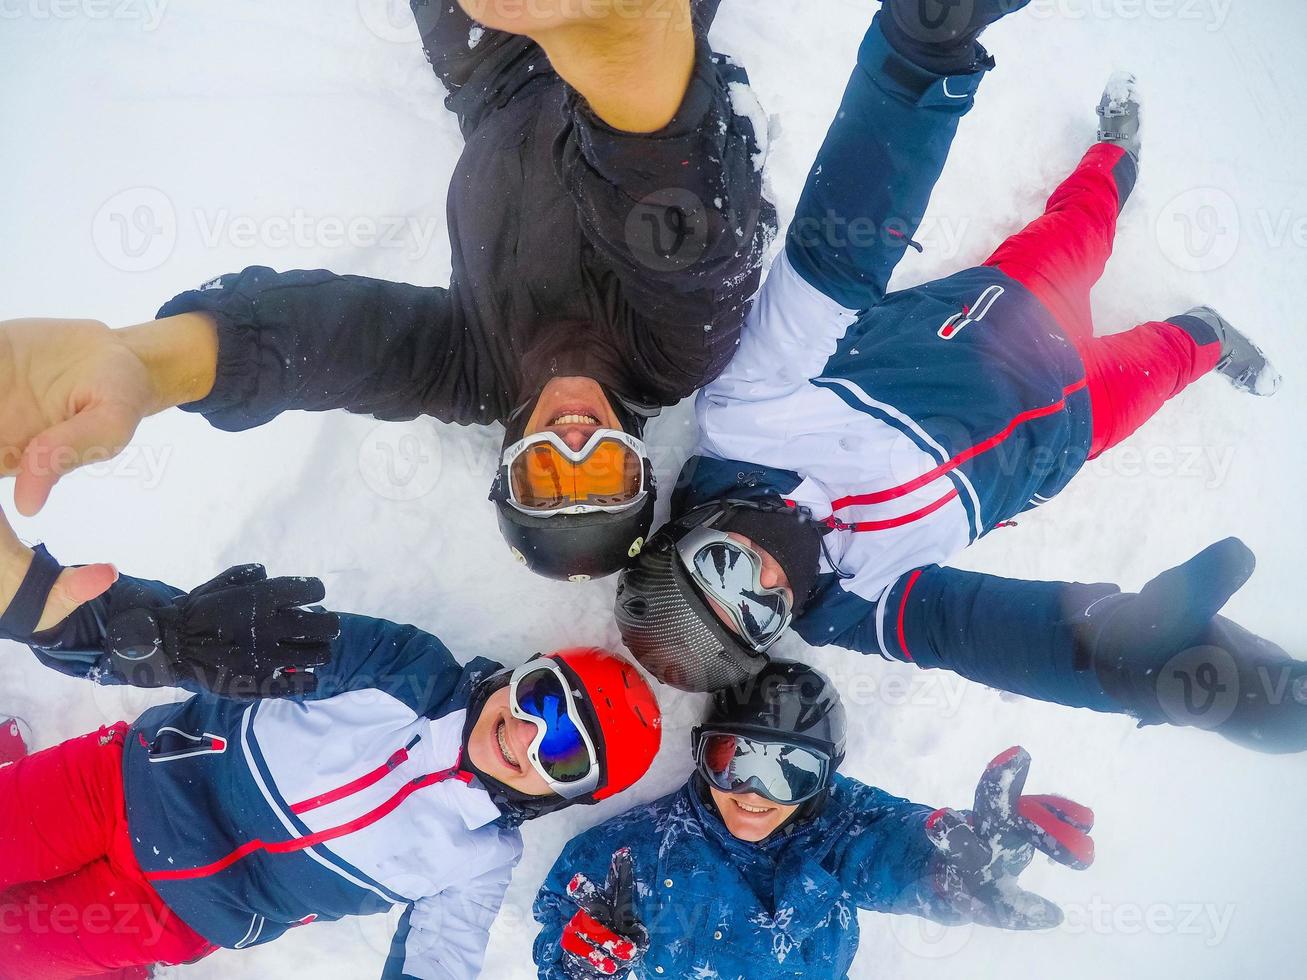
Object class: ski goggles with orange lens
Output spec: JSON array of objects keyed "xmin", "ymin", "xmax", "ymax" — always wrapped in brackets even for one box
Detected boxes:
[
  {"xmin": 508, "ymin": 658, "xmax": 601, "ymax": 799},
  {"xmin": 500, "ymin": 430, "xmax": 650, "ymax": 515}
]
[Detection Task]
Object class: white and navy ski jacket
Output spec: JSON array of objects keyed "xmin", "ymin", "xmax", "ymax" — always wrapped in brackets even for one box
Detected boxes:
[
  {"xmin": 31, "ymin": 575, "xmax": 521, "ymax": 980},
  {"xmin": 677, "ymin": 16, "xmax": 1123, "ymax": 713}
]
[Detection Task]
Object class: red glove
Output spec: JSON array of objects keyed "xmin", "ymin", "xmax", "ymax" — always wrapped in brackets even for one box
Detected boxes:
[
  {"xmin": 559, "ymin": 848, "xmax": 649, "ymax": 978},
  {"xmin": 926, "ymin": 746, "xmax": 1095, "ymax": 929}
]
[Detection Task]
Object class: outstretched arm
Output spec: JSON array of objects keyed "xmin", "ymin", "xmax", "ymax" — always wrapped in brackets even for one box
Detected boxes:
[{"xmin": 815, "ymin": 541, "xmax": 1307, "ymax": 754}]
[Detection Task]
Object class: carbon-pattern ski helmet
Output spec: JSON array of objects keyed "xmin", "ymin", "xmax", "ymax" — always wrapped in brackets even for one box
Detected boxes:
[
  {"xmin": 614, "ymin": 501, "xmax": 779, "ymax": 692},
  {"xmin": 490, "ymin": 389, "xmax": 657, "ymax": 583}
]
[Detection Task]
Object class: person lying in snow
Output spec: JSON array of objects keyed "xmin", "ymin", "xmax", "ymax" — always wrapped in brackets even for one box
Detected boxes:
[
  {"xmin": 613, "ymin": 8, "xmax": 1307, "ymax": 753},
  {"xmin": 0, "ymin": 0, "xmax": 774, "ymax": 584},
  {"xmin": 534, "ymin": 660, "xmax": 1094, "ymax": 979},
  {"xmin": 0, "ymin": 520, "xmax": 661, "ymax": 979}
]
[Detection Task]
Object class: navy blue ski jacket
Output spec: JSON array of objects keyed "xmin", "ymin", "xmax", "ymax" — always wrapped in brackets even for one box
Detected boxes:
[
  {"xmin": 678, "ymin": 14, "xmax": 1124, "ymax": 715},
  {"xmin": 533, "ymin": 775, "xmax": 959, "ymax": 979},
  {"xmin": 30, "ymin": 574, "xmax": 518, "ymax": 980}
]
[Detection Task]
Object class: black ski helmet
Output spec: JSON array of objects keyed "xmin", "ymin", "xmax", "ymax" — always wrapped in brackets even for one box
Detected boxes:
[
  {"xmin": 490, "ymin": 389, "xmax": 657, "ymax": 583},
  {"xmin": 691, "ymin": 659, "xmax": 847, "ymax": 815},
  {"xmin": 615, "ymin": 499, "xmax": 820, "ymax": 692}
]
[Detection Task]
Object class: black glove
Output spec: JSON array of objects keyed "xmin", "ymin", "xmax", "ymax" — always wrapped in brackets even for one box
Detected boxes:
[
  {"xmin": 559, "ymin": 848, "xmax": 650, "ymax": 978},
  {"xmin": 927, "ymin": 746, "xmax": 1094, "ymax": 930},
  {"xmin": 880, "ymin": 0, "xmax": 1032, "ymax": 74},
  {"xmin": 1083, "ymin": 538, "xmax": 1307, "ymax": 753},
  {"xmin": 106, "ymin": 564, "xmax": 339, "ymax": 699}
]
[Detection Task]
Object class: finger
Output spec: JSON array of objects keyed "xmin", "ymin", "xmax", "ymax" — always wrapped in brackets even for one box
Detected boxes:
[
  {"xmin": 1023, "ymin": 794, "xmax": 1094, "ymax": 833},
  {"xmin": 925, "ymin": 808, "xmax": 991, "ymax": 868},
  {"xmin": 974, "ymin": 746, "xmax": 1031, "ymax": 830},
  {"xmin": 560, "ymin": 923, "xmax": 618, "ymax": 976},
  {"xmin": 1017, "ymin": 797, "xmax": 1095, "ymax": 870},
  {"xmin": 566, "ymin": 872, "xmax": 604, "ymax": 914},
  {"xmin": 14, "ymin": 406, "xmax": 138, "ymax": 516},
  {"xmin": 274, "ymin": 608, "xmax": 341, "ymax": 644},
  {"xmin": 263, "ymin": 576, "xmax": 328, "ymax": 610},
  {"xmin": 1139, "ymin": 538, "xmax": 1256, "ymax": 641},
  {"xmin": 38, "ymin": 563, "xmax": 119, "ymax": 632},
  {"xmin": 569, "ymin": 909, "xmax": 638, "ymax": 962},
  {"xmin": 993, "ymin": 887, "xmax": 1065, "ymax": 931},
  {"xmin": 607, "ymin": 848, "xmax": 637, "ymax": 925},
  {"xmin": 194, "ymin": 564, "xmax": 267, "ymax": 596}
]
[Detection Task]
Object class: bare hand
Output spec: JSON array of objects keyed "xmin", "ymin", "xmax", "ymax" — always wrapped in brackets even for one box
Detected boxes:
[
  {"xmin": 0, "ymin": 319, "xmax": 156, "ymax": 516},
  {"xmin": 0, "ymin": 506, "xmax": 117, "ymax": 633}
]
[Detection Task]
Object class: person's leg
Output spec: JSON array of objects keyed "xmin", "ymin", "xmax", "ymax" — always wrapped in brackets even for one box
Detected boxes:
[
  {"xmin": 1078, "ymin": 314, "xmax": 1222, "ymax": 457},
  {"xmin": 0, "ymin": 723, "xmax": 130, "ymax": 892},
  {"xmin": 0, "ymin": 861, "xmax": 209, "ymax": 980},
  {"xmin": 984, "ymin": 141, "xmax": 1138, "ymax": 343}
]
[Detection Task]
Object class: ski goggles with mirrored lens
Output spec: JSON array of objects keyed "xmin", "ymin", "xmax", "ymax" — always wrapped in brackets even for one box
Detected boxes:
[
  {"xmin": 500, "ymin": 430, "xmax": 649, "ymax": 515},
  {"xmin": 694, "ymin": 731, "xmax": 831, "ymax": 806},
  {"xmin": 509, "ymin": 659, "xmax": 601, "ymax": 799},
  {"xmin": 675, "ymin": 527, "xmax": 793, "ymax": 652}
]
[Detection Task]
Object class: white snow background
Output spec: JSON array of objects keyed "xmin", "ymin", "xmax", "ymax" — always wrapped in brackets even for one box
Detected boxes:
[{"xmin": 2, "ymin": 0, "xmax": 1305, "ymax": 976}]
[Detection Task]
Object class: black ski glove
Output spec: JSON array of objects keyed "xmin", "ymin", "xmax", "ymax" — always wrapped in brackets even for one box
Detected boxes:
[
  {"xmin": 106, "ymin": 564, "xmax": 339, "ymax": 699},
  {"xmin": 926, "ymin": 746, "xmax": 1094, "ymax": 930},
  {"xmin": 880, "ymin": 0, "xmax": 1032, "ymax": 75},
  {"xmin": 1082, "ymin": 538, "xmax": 1307, "ymax": 753},
  {"xmin": 559, "ymin": 848, "xmax": 650, "ymax": 978}
]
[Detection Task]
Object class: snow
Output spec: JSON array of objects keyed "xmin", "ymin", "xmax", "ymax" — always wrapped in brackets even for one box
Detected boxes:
[{"xmin": 2, "ymin": 1, "xmax": 1305, "ymax": 978}]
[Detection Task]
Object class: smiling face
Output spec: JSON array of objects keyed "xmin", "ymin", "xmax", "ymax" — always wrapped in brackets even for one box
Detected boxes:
[
  {"xmin": 465, "ymin": 688, "xmax": 554, "ymax": 797},
  {"xmin": 709, "ymin": 785, "xmax": 800, "ymax": 842},
  {"xmin": 524, "ymin": 377, "xmax": 624, "ymax": 452}
]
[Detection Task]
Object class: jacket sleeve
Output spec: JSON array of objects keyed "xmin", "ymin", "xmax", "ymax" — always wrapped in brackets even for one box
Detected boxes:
[
  {"xmin": 381, "ymin": 865, "xmax": 515, "ymax": 980},
  {"xmin": 555, "ymin": 39, "xmax": 774, "ymax": 400},
  {"xmin": 157, "ymin": 268, "xmax": 501, "ymax": 430},
  {"xmin": 820, "ymin": 565, "xmax": 1124, "ymax": 713},
  {"xmin": 25, "ymin": 573, "xmax": 184, "ymax": 685},
  {"xmin": 785, "ymin": 12, "xmax": 989, "ymax": 313},
  {"xmin": 296, "ymin": 612, "xmax": 502, "ymax": 716},
  {"xmin": 834, "ymin": 788, "xmax": 959, "ymax": 920}
]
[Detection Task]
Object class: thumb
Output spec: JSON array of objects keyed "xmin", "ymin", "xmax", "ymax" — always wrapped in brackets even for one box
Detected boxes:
[
  {"xmin": 1138, "ymin": 538, "xmax": 1256, "ymax": 642},
  {"xmin": 14, "ymin": 404, "xmax": 140, "ymax": 517},
  {"xmin": 37, "ymin": 563, "xmax": 119, "ymax": 632}
]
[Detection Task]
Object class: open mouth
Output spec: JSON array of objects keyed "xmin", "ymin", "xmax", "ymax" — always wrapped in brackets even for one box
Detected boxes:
[
  {"xmin": 731, "ymin": 797, "xmax": 776, "ymax": 816},
  {"xmin": 495, "ymin": 719, "xmax": 523, "ymax": 773},
  {"xmin": 548, "ymin": 412, "xmax": 600, "ymax": 427}
]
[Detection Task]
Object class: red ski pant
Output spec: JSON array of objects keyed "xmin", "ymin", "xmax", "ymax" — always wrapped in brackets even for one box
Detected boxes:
[
  {"xmin": 984, "ymin": 142, "xmax": 1222, "ymax": 458},
  {"xmin": 0, "ymin": 724, "xmax": 212, "ymax": 980}
]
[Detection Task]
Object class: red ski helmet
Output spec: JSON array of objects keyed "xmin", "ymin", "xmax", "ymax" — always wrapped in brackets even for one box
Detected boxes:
[{"xmin": 548, "ymin": 647, "xmax": 662, "ymax": 801}]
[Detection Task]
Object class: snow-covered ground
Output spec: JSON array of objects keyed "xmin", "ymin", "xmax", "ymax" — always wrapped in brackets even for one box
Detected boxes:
[{"xmin": 2, "ymin": 1, "xmax": 1304, "ymax": 977}]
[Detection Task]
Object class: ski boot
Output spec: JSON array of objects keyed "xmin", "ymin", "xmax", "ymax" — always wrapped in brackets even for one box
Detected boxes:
[
  {"xmin": 1181, "ymin": 306, "xmax": 1282, "ymax": 396},
  {"xmin": 1097, "ymin": 71, "xmax": 1142, "ymax": 161}
]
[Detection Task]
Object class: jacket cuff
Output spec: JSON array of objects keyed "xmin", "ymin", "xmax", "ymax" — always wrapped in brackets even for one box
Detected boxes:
[
  {"xmin": 863, "ymin": 12, "xmax": 990, "ymax": 110},
  {"xmin": 156, "ymin": 292, "xmax": 261, "ymax": 428}
]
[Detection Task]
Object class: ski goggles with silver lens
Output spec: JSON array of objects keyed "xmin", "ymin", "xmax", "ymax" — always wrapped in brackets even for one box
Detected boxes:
[
  {"xmin": 500, "ymin": 429, "xmax": 650, "ymax": 516},
  {"xmin": 694, "ymin": 731, "xmax": 831, "ymax": 806},
  {"xmin": 675, "ymin": 527, "xmax": 793, "ymax": 652},
  {"xmin": 508, "ymin": 658, "xmax": 601, "ymax": 799}
]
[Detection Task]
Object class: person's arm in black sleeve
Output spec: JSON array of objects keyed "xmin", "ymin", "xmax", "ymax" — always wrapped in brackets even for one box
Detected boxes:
[
  {"xmin": 554, "ymin": 39, "xmax": 773, "ymax": 398},
  {"xmin": 156, "ymin": 268, "xmax": 496, "ymax": 430},
  {"xmin": 833, "ymin": 543, "xmax": 1307, "ymax": 754}
]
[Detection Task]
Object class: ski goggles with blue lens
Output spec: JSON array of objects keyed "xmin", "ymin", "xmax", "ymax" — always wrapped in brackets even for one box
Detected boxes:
[
  {"xmin": 509, "ymin": 659, "xmax": 600, "ymax": 799},
  {"xmin": 675, "ymin": 527, "xmax": 793, "ymax": 652},
  {"xmin": 694, "ymin": 731, "xmax": 831, "ymax": 806}
]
